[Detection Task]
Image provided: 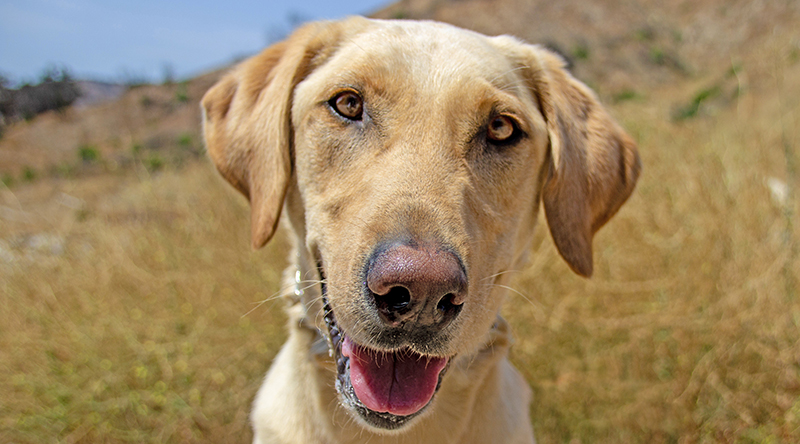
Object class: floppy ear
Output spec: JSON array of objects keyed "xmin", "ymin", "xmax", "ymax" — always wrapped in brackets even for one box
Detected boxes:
[
  {"xmin": 509, "ymin": 43, "xmax": 641, "ymax": 277},
  {"xmin": 202, "ymin": 18, "xmax": 369, "ymax": 248}
]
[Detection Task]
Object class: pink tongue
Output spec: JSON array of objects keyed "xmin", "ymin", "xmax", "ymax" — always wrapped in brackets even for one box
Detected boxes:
[{"xmin": 342, "ymin": 336, "xmax": 448, "ymax": 416}]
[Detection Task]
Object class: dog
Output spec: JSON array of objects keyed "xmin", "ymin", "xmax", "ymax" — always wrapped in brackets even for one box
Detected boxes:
[{"xmin": 202, "ymin": 17, "xmax": 640, "ymax": 444}]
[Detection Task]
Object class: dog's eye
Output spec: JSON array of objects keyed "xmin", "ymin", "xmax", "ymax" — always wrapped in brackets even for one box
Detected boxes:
[
  {"xmin": 487, "ymin": 115, "xmax": 518, "ymax": 143},
  {"xmin": 330, "ymin": 91, "xmax": 363, "ymax": 121}
]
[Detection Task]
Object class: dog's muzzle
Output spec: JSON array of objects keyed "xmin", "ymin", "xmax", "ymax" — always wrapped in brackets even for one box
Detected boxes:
[{"xmin": 314, "ymin": 241, "xmax": 466, "ymax": 429}]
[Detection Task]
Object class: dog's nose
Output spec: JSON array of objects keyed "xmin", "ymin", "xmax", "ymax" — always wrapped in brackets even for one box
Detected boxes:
[{"xmin": 366, "ymin": 243, "xmax": 466, "ymax": 329}]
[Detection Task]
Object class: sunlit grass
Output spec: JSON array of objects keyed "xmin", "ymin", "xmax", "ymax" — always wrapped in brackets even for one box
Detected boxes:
[
  {"xmin": 0, "ymin": 164, "xmax": 288, "ymax": 443},
  {"xmin": 506, "ymin": 66, "xmax": 800, "ymax": 442},
  {"xmin": 1, "ymin": 19, "xmax": 800, "ymax": 444}
]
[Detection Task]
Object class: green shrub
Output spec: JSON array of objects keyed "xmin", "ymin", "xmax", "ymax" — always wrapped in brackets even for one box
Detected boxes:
[
  {"xmin": 650, "ymin": 47, "xmax": 666, "ymax": 65},
  {"xmin": 78, "ymin": 145, "xmax": 100, "ymax": 163},
  {"xmin": 146, "ymin": 154, "xmax": 164, "ymax": 172},
  {"xmin": 140, "ymin": 95, "xmax": 154, "ymax": 108},
  {"xmin": 175, "ymin": 83, "xmax": 189, "ymax": 103},
  {"xmin": 572, "ymin": 43, "xmax": 590, "ymax": 61},
  {"xmin": 177, "ymin": 133, "xmax": 192, "ymax": 148},
  {"xmin": 613, "ymin": 90, "xmax": 641, "ymax": 103},
  {"xmin": 22, "ymin": 166, "xmax": 37, "ymax": 182},
  {"xmin": 673, "ymin": 85, "xmax": 722, "ymax": 121}
]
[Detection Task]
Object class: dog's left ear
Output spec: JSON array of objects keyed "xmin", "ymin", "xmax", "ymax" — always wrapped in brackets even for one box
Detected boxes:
[
  {"xmin": 202, "ymin": 18, "xmax": 371, "ymax": 248},
  {"xmin": 498, "ymin": 39, "xmax": 642, "ymax": 277}
]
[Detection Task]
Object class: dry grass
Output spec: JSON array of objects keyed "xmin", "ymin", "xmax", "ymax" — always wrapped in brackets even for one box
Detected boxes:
[
  {"xmin": 2, "ymin": 2, "xmax": 800, "ymax": 443},
  {"xmin": 505, "ymin": 40, "xmax": 800, "ymax": 442},
  {"xmin": 510, "ymin": 97, "xmax": 800, "ymax": 442},
  {"xmin": 1, "ymin": 164, "xmax": 289, "ymax": 443}
]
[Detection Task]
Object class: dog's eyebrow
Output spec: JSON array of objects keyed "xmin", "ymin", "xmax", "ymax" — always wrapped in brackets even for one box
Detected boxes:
[
  {"xmin": 342, "ymin": 34, "xmax": 369, "ymax": 56},
  {"xmin": 487, "ymin": 66, "xmax": 528, "ymax": 93}
]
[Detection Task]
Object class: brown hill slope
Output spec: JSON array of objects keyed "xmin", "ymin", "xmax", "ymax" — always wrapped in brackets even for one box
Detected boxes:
[
  {"xmin": 375, "ymin": 0, "xmax": 799, "ymax": 92},
  {"xmin": 1, "ymin": 1, "xmax": 799, "ymax": 443},
  {"xmin": 0, "ymin": 72, "xmax": 219, "ymax": 181}
]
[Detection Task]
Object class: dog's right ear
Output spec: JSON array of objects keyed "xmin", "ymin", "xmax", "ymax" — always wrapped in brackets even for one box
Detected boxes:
[{"xmin": 202, "ymin": 18, "xmax": 369, "ymax": 248}]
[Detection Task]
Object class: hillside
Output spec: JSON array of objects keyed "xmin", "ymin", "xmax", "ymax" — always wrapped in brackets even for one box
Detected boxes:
[
  {"xmin": 376, "ymin": 0, "xmax": 798, "ymax": 91},
  {"xmin": 0, "ymin": 73, "xmax": 219, "ymax": 185},
  {"xmin": 2, "ymin": 1, "xmax": 799, "ymax": 443}
]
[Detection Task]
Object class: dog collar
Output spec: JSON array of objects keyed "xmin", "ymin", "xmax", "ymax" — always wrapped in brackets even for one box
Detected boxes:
[{"xmin": 291, "ymin": 267, "xmax": 330, "ymax": 356}]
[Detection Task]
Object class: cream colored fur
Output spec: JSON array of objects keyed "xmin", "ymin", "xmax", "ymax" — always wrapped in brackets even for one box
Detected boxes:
[{"xmin": 202, "ymin": 17, "xmax": 640, "ymax": 444}]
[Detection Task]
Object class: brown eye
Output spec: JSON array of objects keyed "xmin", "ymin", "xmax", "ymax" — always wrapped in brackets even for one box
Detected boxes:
[
  {"xmin": 330, "ymin": 90, "xmax": 363, "ymax": 120},
  {"xmin": 487, "ymin": 115, "xmax": 517, "ymax": 142}
]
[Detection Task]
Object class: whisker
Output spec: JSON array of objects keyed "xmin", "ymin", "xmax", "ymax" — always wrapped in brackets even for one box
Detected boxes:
[
  {"xmin": 240, "ymin": 282, "xmax": 298, "ymax": 318},
  {"xmin": 488, "ymin": 283, "xmax": 543, "ymax": 309},
  {"xmin": 480, "ymin": 269, "xmax": 522, "ymax": 282},
  {"xmin": 241, "ymin": 277, "xmax": 326, "ymax": 319}
]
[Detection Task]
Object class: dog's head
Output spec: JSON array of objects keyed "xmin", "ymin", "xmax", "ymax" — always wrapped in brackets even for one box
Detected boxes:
[{"xmin": 203, "ymin": 17, "xmax": 640, "ymax": 431}]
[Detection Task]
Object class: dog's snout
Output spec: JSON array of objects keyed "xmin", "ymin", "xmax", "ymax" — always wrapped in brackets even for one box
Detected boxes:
[{"xmin": 367, "ymin": 243, "xmax": 466, "ymax": 329}]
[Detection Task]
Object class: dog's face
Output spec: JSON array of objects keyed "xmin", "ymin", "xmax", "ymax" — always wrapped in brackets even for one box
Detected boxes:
[{"xmin": 203, "ymin": 18, "xmax": 640, "ymax": 431}]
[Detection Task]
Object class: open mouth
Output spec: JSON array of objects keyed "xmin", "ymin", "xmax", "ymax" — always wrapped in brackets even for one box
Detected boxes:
[{"xmin": 319, "ymin": 268, "xmax": 451, "ymax": 429}]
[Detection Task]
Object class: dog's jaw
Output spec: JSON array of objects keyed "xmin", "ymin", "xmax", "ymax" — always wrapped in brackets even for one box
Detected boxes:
[{"xmin": 315, "ymin": 265, "xmax": 451, "ymax": 431}]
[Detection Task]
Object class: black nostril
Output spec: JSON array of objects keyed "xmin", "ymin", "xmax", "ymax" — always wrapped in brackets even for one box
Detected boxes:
[
  {"xmin": 436, "ymin": 293, "xmax": 463, "ymax": 324},
  {"xmin": 374, "ymin": 286, "xmax": 414, "ymax": 324},
  {"xmin": 382, "ymin": 286, "xmax": 411, "ymax": 311},
  {"xmin": 437, "ymin": 293, "xmax": 456, "ymax": 312}
]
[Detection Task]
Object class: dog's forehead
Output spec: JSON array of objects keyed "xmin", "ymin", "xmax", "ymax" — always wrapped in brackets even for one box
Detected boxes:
[{"xmin": 314, "ymin": 20, "xmax": 521, "ymax": 96}]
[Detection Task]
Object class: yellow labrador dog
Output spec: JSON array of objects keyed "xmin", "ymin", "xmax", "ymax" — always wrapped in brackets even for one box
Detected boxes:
[{"xmin": 202, "ymin": 17, "xmax": 640, "ymax": 444}]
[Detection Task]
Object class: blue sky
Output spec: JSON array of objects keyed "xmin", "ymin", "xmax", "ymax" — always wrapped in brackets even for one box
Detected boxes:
[{"xmin": 0, "ymin": 0, "xmax": 389, "ymax": 84}]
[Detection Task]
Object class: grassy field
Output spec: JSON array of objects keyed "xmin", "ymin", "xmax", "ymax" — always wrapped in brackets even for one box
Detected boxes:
[
  {"xmin": 2, "ymin": 1, "xmax": 800, "ymax": 443},
  {"xmin": 0, "ymin": 164, "xmax": 290, "ymax": 443}
]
